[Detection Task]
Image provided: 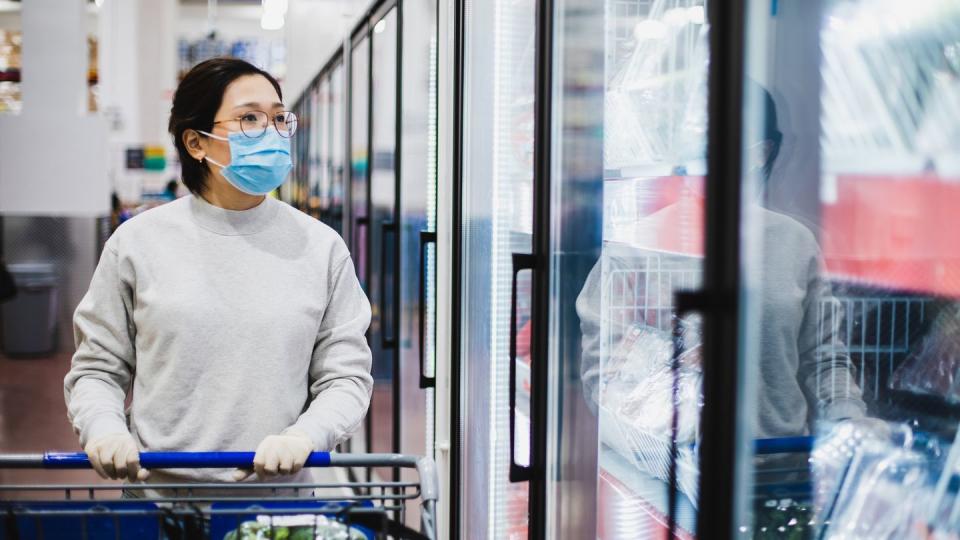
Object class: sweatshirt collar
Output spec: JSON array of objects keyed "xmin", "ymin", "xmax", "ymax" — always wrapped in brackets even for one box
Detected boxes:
[{"xmin": 189, "ymin": 194, "xmax": 279, "ymax": 236}]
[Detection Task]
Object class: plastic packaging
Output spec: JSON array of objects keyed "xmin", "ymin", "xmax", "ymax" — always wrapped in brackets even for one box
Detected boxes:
[{"xmin": 889, "ymin": 303, "xmax": 960, "ymax": 403}]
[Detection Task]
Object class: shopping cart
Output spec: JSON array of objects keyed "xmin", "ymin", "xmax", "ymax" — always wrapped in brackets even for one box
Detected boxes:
[{"xmin": 0, "ymin": 451, "xmax": 438, "ymax": 540}]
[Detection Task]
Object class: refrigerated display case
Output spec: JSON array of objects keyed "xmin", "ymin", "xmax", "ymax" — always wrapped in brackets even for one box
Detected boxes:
[
  {"xmin": 326, "ymin": 62, "xmax": 346, "ymax": 233},
  {"xmin": 350, "ymin": 34, "xmax": 371, "ymax": 294},
  {"xmin": 577, "ymin": 1, "xmax": 710, "ymax": 537},
  {"xmin": 529, "ymin": 0, "xmax": 960, "ymax": 538},
  {"xmin": 366, "ymin": 5, "xmax": 400, "ymax": 487},
  {"xmin": 398, "ymin": 0, "xmax": 440, "ymax": 531},
  {"xmin": 457, "ymin": 0, "xmax": 537, "ymax": 538},
  {"xmin": 736, "ymin": 0, "xmax": 960, "ymax": 537},
  {"xmin": 343, "ymin": 4, "xmax": 440, "ymax": 514},
  {"xmin": 312, "ymin": 77, "xmax": 326, "ymax": 217},
  {"xmin": 289, "ymin": 53, "xmax": 346, "ymax": 230}
]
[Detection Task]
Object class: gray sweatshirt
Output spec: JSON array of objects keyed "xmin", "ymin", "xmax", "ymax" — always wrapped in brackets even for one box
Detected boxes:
[
  {"xmin": 64, "ymin": 195, "xmax": 373, "ymax": 484},
  {"xmin": 576, "ymin": 207, "xmax": 866, "ymax": 439}
]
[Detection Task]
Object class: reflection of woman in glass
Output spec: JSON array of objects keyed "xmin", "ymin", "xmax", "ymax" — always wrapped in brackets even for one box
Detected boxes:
[{"xmin": 576, "ymin": 82, "xmax": 868, "ymax": 445}]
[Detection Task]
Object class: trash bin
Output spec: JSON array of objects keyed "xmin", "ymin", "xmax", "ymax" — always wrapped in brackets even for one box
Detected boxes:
[{"xmin": 1, "ymin": 263, "xmax": 59, "ymax": 357}]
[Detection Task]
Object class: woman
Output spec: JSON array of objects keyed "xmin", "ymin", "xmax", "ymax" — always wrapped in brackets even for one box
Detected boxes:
[
  {"xmin": 576, "ymin": 82, "xmax": 868, "ymax": 437},
  {"xmin": 64, "ymin": 58, "xmax": 373, "ymax": 486}
]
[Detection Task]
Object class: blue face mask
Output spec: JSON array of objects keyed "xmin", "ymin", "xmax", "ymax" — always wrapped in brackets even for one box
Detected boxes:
[{"xmin": 200, "ymin": 129, "xmax": 292, "ymax": 195}]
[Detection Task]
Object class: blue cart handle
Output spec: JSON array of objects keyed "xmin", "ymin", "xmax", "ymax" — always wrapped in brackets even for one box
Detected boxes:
[
  {"xmin": 688, "ymin": 437, "xmax": 815, "ymax": 454},
  {"xmin": 8, "ymin": 451, "xmax": 333, "ymax": 469},
  {"xmin": 754, "ymin": 436, "xmax": 814, "ymax": 454}
]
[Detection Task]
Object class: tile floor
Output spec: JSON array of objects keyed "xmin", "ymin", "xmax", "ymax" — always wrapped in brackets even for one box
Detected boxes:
[{"xmin": 0, "ymin": 351, "xmax": 109, "ymax": 493}]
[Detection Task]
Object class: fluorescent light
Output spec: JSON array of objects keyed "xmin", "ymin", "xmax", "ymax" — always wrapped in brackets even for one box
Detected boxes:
[
  {"xmin": 373, "ymin": 19, "xmax": 387, "ymax": 33},
  {"xmin": 261, "ymin": 11, "xmax": 284, "ymax": 30}
]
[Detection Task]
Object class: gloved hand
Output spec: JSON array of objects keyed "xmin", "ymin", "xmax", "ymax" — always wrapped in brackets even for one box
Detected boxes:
[
  {"xmin": 233, "ymin": 430, "xmax": 314, "ymax": 481},
  {"xmin": 84, "ymin": 433, "xmax": 149, "ymax": 481}
]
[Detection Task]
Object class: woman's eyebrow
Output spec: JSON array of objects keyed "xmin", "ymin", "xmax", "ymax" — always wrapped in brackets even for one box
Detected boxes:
[{"xmin": 232, "ymin": 101, "xmax": 285, "ymax": 110}]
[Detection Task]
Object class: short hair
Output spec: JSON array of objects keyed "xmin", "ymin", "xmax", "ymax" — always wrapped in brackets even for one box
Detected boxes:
[{"xmin": 168, "ymin": 58, "xmax": 283, "ymax": 195}]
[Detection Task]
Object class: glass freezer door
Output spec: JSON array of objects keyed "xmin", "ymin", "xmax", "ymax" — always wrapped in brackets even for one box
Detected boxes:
[
  {"xmin": 350, "ymin": 36, "xmax": 371, "ymax": 294},
  {"xmin": 368, "ymin": 6, "xmax": 400, "ymax": 483},
  {"xmin": 398, "ymin": 0, "xmax": 439, "ymax": 531},
  {"xmin": 315, "ymin": 75, "xmax": 330, "ymax": 223},
  {"xmin": 459, "ymin": 0, "xmax": 537, "ymax": 537},
  {"xmin": 329, "ymin": 62, "xmax": 346, "ymax": 234},
  {"xmin": 348, "ymin": 35, "xmax": 371, "ymax": 465},
  {"xmin": 545, "ymin": 0, "xmax": 710, "ymax": 538},
  {"xmin": 735, "ymin": 0, "xmax": 960, "ymax": 537}
]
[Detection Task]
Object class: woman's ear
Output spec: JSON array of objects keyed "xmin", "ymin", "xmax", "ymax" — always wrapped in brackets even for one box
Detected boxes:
[{"xmin": 182, "ymin": 129, "xmax": 206, "ymax": 162}]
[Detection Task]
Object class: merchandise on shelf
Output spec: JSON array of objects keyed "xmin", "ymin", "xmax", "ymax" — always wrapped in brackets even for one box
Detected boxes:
[
  {"xmin": 178, "ymin": 36, "xmax": 286, "ymax": 82},
  {"xmin": 889, "ymin": 303, "xmax": 960, "ymax": 403},
  {"xmin": 0, "ymin": 30, "xmax": 22, "ymax": 114}
]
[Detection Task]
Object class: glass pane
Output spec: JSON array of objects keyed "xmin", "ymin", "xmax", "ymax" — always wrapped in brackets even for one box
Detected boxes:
[
  {"xmin": 398, "ymin": 0, "xmax": 439, "ymax": 531},
  {"xmin": 313, "ymin": 81, "xmax": 327, "ymax": 218},
  {"xmin": 460, "ymin": 0, "xmax": 535, "ymax": 537},
  {"xmin": 350, "ymin": 37, "xmax": 370, "ymax": 291},
  {"xmin": 737, "ymin": 1, "xmax": 960, "ymax": 538},
  {"xmin": 348, "ymin": 37, "xmax": 370, "ymax": 463},
  {"xmin": 549, "ymin": 0, "xmax": 710, "ymax": 537},
  {"xmin": 330, "ymin": 63, "xmax": 346, "ymax": 234},
  {"xmin": 289, "ymin": 95, "xmax": 305, "ymax": 207},
  {"xmin": 369, "ymin": 7, "xmax": 399, "ymax": 480},
  {"xmin": 315, "ymin": 77, "xmax": 330, "ymax": 221}
]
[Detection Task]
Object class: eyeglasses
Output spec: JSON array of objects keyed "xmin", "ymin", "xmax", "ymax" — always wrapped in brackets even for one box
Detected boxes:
[{"xmin": 212, "ymin": 110, "xmax": 298, "ymax": 138}]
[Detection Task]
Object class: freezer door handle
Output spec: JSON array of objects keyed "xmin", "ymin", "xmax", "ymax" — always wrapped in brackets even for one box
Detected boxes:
[
  {"xmin": 351, "ymin": 216, "xmax": 370, "ymax": 291},
  {"xmin": 418, "ymin": 230, "xmax": 437, "ymax": 389},
  {"xmin": 666, "ymin": 289, "xmax": 723, "ymax": 535},
  {"xmin": 509, "ymin": 252, "xmax": 536, "ymax": 483},
  {"xmin": 380, "ymin": 220, "xmax": 398, "ymax": 349}
]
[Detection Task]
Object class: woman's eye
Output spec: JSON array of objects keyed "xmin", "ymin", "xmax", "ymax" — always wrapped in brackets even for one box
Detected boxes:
[{"xmin": 241, "ymin": 113, "xmax": 259, "ymax": 122}]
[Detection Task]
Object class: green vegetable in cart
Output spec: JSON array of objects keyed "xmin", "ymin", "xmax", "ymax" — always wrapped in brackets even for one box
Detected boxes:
[{"xmin": 289, "ymin": 529, "xmax": 314, "ymax": 540}]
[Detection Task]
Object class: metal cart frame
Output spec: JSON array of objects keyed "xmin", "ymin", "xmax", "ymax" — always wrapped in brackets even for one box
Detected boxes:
[{"xmin": 0, "ymin": 451, "xmax": 438, "ymax": 540}]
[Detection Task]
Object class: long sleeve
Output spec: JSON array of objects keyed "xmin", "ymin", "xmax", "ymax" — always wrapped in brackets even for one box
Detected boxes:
[
  {"xmin": 64, "ymin": 244, "xmax": 136, "ymax": 447},
  {"xmin": 797, "ymin": 253, "xmax": 867, "ymax": 422},
  {"xmin": 285, "ymin": 255, "xmax": 373, "ymax": 451}
]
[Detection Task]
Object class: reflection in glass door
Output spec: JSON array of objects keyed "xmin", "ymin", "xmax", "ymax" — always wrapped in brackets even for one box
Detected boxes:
[
  {"xmin": 546, "ymin": 0, "xmax": 710, "ymax": 538},
  {"xmin": 735, "ymin": 1, "xmax": 960, "ymax": 537},
  {"xmin": 459, "ymin": 0, "xmax": 536, "ymax": 537},
  {"xmin": 368, "ymin": 6, "xmax": 400, "ymax": 482}
]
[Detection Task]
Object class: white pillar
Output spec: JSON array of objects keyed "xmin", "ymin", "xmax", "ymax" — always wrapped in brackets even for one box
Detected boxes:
[
  {"xmin": 0, "ymin": 0, "xmax": 109, "ymax": 217},
  {"xmin": 98, "ymin": 0, "xmax": 178, "ymax": 202}
]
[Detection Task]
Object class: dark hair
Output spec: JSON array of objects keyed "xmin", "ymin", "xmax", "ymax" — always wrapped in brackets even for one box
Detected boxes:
[
  {"xmin": 168, "ymin": 58, "xmax": 283, "ymax": 194},
  {"xmin": 745, "ymin": 80, "xmax": 784, "ymax": 181}
]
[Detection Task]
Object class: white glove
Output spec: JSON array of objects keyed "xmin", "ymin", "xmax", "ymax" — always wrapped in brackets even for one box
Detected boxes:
[
  {"xmin": 234, "ymin": 430, "xmax": 314, "ymax": 481},
  {"xmin": 84, "ymin": 433, "xmax": 149, "ymax": 481}
]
